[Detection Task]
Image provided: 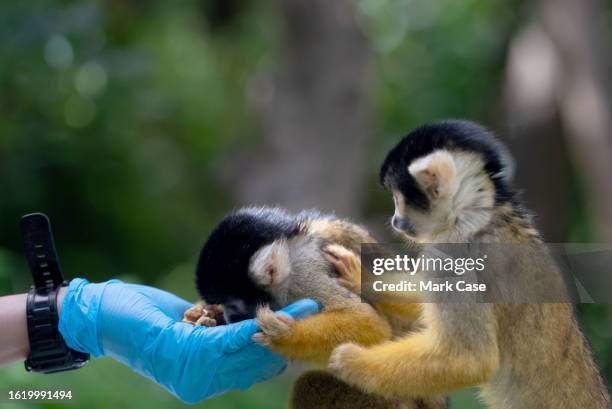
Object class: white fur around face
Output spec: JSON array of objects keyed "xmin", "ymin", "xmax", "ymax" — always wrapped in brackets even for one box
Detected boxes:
[
  {"xmin": 408, "ymin": 150, "xmax": 458, "ymax": 200},
  {"xmin": 397, "ymin": 149, "xmax": 496, "ymax": 242},
  {"xmin": 249, "ymin": 239, "xmax": 292, "ymax": 287}
]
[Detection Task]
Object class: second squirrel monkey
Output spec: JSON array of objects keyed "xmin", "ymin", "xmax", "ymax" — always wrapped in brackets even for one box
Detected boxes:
[{"xmin": 327, "ymin": 120, "xmax": 611, "ymax": 409}]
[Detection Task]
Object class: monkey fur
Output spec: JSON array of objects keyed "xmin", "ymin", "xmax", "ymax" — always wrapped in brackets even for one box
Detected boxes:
[
  {"xmin": 325, "ymin": 120, "xmax": 611, "ymax": 408},
  {"xmin": 186, "ymin": 206, "xmax": 447, "ymax": 409},
  {"xmin": 290, "ymin": 370, "xmax": 447, "ymax": 409}
]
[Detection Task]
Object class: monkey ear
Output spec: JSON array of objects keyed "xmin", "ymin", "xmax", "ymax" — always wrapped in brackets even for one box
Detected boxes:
[
  {"xmin": 408, "ymin": 150, "xmax": 457, "ymax": 200},
  {"xmin": 249, "ymin": 239, "xmax": 291, "ymax": 287}
]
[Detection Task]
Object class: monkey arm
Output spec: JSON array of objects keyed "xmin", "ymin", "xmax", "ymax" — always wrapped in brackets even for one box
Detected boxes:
[
  {"xmin": 324, "ymin": 244, "xmax": 423, "ymax": 325},
  {"xmin": 328, "ymin": 325, "xmax": 499, "ymax": 397},
  {"xmin": 255, "ymin": 306, "xmax": 392, "ymax": 364},
  {"xmin": 366, "ymin": 271, "xmax": 424, "ymax": 325},
  {"xmin": 373, "ymin": 302, "xmax": 422, "ymax": 324}
]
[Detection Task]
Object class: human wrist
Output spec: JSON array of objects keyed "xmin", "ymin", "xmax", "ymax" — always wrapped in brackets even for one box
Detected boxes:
[
  {"xmin": 58, "ymin": 278, "xmax": 108, "ymax": 357},
  {"xmin": 57, "ymin": 285, "xmax": 67, "ymax": 316},
  {"xmin": 0, "ymin": 293, "xmax": 30, "ymax": 367},
  {"xmin": 0, "ymin": 284, "xmax": 71, "ymax": 368}
]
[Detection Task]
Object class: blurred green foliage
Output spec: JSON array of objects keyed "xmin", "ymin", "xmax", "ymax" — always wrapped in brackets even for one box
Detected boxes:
[{"xmin": 0, "ymin": 1, "xmax": 609, "ymax": 408}]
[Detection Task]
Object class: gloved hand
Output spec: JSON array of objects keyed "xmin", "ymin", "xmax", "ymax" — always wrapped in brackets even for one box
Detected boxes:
[{"xmin": 58, "ymin": 278, "xmax": 319, "ymax": 404}]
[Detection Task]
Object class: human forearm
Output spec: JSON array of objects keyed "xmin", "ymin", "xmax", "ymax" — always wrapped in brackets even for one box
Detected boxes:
[
  {"xmin": 0, "ymin": 287, "xmax": 66, "ymax": 367},
  {"xmin": 0, "ymin": 292, "xmax": 28, "ymax": 367},
  {"xmin": 1, "ymin": 279, "xmax": 319, "ymax": 403}
]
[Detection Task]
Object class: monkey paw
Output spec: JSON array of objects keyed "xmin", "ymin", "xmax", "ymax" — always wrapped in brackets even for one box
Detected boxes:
[
  {"xmin": 182, "ymin": 302, "xmax": 225, "ymax": 327},
  {"xmin": 324, "ymin": 244, "xmax": 362, "ymax": 295},
  {"xmin": 252, "ymin": 305, "xmax": 295, "ymax": 346},
  {"xmin": 328, "ymin": 343, "xmax": 368, "ymax": 387}
]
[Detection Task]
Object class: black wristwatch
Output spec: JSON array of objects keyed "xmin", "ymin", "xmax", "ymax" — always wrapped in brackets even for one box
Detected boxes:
[{"xmin": 20, "ymin": 213, "xmax": 89, "ymax": 373}]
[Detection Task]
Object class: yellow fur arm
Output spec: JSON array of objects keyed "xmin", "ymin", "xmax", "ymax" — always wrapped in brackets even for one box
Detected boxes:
[
  {"xmin": 324, "ymin": 244, "xmax": 423, "ymax": 325},
  {"xmin": 329, "ymin": 329, "xmax": 499, "ymax": 396},
  {"xmin": 375, "ymin": 302, "xmax": 422, "ymax": 324},
  {"xmin": 257, "ymin": 308, "xmax": 392, "ymax": 364}
]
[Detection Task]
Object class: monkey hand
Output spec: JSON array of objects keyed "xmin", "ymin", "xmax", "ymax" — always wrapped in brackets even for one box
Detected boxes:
[
  {"xmin": 324, "ymin": 244, "xmax": 362, "ymax": 295},
  {"xmin": 252, "ymin": 305, "xmax": 295, "ymax": 346},
  {"xmin": 328, "ymin": 342, "xmax": 372, "ymax": 390},
  {"xmin": 183, "ymin": 302, "xmax": 225, "ymax": 326}
]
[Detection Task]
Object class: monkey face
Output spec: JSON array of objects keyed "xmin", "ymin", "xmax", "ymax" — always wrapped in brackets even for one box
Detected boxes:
[
  {"xmin": 390, "ymin": 189, "xmax": 417, "ymax": 236},
  {"xmin": 386, "ymin": 149, "xmax": 458, "ymax": 241},
  {"xmin": 388, "ymin": 149, "xmax": 497, "ymax": 242},
  {"xmin": 380, "ymin": 121, "xmax": 514, "ymax": 242},
  {"xmin": 389, "ymin": 188, "xmax": 442, "ymax": 242},
  {"xmin": 195, "ymin": 207, "xmax": 300, "ymax": 323},
  {"xmin": 222, "ymin": 298, "xmax": 258, "ymax": 323}
]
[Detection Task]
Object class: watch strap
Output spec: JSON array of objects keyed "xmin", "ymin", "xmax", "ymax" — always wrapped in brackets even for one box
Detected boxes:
[
  {"xmin": 20, "ymin": 213, "xmax": 90, "ymax": 373},
  {"xmin": 24, "ymin": 284, "xmax": 89, "ymax": 373},
  {"xmin": 20, "ymin": 213, "xmax": 64, "ymax": 291}
]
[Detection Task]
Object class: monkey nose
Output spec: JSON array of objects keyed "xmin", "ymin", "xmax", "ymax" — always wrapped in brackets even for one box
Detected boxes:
[
  {"xmin": 392, "ymin": 216, "xmax": 416, "ymax": 236},
  {"xmin": 391, "ymin": 215, "xmax": 402, "ymax": 230}
]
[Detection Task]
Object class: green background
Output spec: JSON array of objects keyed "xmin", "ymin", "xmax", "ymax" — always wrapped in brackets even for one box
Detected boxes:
[{"xmin": 1, "ymin": 1, "xmax": 611, "ymax": 408}]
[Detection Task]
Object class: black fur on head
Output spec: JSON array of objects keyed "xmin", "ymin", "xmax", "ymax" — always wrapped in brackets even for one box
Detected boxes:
[
  {"xmin": 196, "ymin": 207, "xmax": 315, "ymax": 322},
  {"xmin": 380, "ymin": 120, "xmax": 515, "ymax": 210}
]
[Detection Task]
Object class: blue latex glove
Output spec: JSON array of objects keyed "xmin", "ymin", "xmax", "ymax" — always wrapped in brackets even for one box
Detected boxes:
[{"xmin": 58, "ymin": 278, "xmax": 319, "ymax": 404}]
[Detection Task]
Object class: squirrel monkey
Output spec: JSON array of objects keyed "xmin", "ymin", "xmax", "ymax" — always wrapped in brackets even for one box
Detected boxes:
[
  {"xmin": 186, "ymin": 207, "xmax": 392, "ymax": 362},
  {"xmin": 184, "ymin": 206, "xmax": 447, "ymax": 409},
  {"xmin": 326, "ymin": 120, "xmax": 611, "ymax": 409}
]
